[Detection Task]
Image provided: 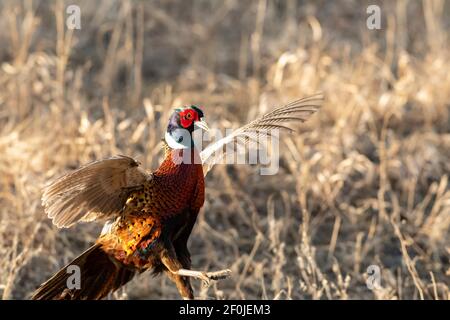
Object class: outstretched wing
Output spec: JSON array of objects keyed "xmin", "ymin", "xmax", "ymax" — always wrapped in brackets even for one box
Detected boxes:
[
  {"xmin": 42, "ymin": 155, "xmax": 151, "ymax": 228},
  {"xmin": 200, "ymin": 93, "xmax": 323, "ymax": 176}
]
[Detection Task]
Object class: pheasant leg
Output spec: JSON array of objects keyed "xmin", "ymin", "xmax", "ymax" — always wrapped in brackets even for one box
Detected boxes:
[
  {"xmin": 160, "ymin": 247, "xmax": 231, "ymax": 289},
  {"xmin": 176, "ymin": 268, "xmax": 232, "ymax": 287},
  {"xmin": 164, "ymin": 270, "xmax": 194, "ymax": 300}
]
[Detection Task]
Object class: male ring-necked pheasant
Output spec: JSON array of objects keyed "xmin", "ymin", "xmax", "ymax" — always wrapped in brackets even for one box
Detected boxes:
[{"xmin": 31, "ymin": 94, "xmax": 322, "ymax": 299}]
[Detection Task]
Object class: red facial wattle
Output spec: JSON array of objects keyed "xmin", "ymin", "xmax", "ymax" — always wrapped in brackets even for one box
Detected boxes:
[{"xmin": 179, "ymin": 109, "xmax": 199, "ymax": 128}]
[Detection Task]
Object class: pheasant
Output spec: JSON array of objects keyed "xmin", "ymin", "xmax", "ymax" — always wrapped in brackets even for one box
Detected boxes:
[{"xmin": 31, "ymin": 94, "xmax": 323, "ymax": 300}]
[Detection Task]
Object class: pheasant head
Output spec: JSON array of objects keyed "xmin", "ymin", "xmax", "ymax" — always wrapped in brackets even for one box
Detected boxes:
[{"xmin": 165, "ymin": 106, "xmax": 209, "ymax": 149}]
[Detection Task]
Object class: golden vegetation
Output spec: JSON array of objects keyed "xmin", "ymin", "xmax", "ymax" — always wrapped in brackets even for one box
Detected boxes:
[{"xmin": 0, "ymin": 0, "xmax": 449, "ymax": 299}]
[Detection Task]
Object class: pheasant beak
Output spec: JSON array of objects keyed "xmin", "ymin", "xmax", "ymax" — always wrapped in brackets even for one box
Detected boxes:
[{"xmin": 194, "ymin": 118, "xmax": 209, "ymax": 131}]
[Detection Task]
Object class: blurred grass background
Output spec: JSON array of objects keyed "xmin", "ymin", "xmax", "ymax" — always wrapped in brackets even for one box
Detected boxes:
[{"xmin": 0, "ymin": 0, "xmax": 449, "ymax": 299}]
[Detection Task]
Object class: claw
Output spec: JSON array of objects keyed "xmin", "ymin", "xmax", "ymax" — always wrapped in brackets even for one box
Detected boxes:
[
  {"xmin": 202, "ymin": 269, "xmax": 232, "ymax": 287},
  {"xmin": 200, "ymin": 272, "xmax": 211, "ymax": 287},
  {"xmin": 206, "ymin": 269, "xmax": 232, "ymax": 280}
]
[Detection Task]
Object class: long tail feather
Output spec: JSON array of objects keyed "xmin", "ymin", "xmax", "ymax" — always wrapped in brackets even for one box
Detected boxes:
[{"xmin": 31, "ymin": 244, "xmax": 135, "ymax": 300}]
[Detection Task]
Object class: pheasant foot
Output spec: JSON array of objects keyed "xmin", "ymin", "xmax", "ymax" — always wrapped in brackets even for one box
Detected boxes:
[{"xmin": 176, "ymin": 268, "xmax": 232, "ymax": 287}]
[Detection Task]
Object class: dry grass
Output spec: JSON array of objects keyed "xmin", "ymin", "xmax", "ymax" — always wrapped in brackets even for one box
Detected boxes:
[{"xmin": 0, "ymin": 0, "xmax": 449, "ymax": 300}]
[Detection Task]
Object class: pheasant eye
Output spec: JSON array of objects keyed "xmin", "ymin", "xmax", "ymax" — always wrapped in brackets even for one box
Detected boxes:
[{"xmin": 185, "ymin": 113, "xmax": 192, "ymax": 120}]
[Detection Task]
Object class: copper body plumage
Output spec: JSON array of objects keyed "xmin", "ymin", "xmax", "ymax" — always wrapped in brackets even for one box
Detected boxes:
[{"xmin": 31, "ymin": 94, "xmax": 322, "ymax": 300}]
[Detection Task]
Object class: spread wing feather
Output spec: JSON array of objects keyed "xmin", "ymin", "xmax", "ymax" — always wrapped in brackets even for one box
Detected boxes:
[
  {"xmin": 200, "ymin": 93, "xmax": 323, "ymax": 176},
  {"xmin": 42, "ymin": 155, "xmax": 151, "ymax": 228}
]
